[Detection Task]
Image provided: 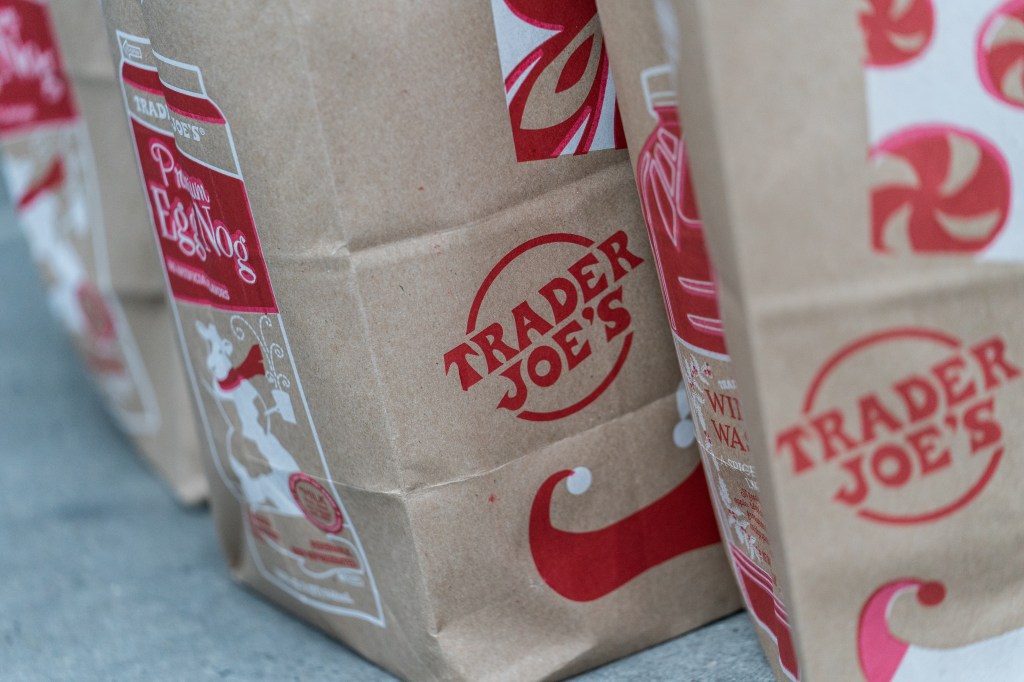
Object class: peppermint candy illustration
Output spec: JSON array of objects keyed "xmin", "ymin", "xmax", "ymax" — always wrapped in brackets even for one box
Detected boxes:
[
  {"xmin": 870, "ymin": 125, "xmax": 1011, "ymax": 254},
  {"xmin": 860, "ymin": 0, "xmax": 935, "ymax": 67},
  {"xmin": 978, "ymin": 0, "xmax": 1024, "ymax": 109}
]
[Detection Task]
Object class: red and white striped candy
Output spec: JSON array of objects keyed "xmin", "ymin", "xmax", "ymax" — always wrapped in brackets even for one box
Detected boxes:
[
  {"xmin": 860, "ymin": 0, "xmax": 936, "ymax": 67},
  {"xmin": 978, "ymin": 0, "xmax": 1024, "ymax": 109},
  {"xmin": 870, "ymin": 125, "xmax": 1011, "ymax": 253}
]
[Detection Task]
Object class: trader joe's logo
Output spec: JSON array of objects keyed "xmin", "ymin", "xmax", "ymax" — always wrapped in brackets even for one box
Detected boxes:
[
  {"xmin": 775, "ymin": 328, "xmax": 1019, "ymax": 524},
  {"xmin": 444, "ymin": 231, "xmax": 644, "ymax": 421}
]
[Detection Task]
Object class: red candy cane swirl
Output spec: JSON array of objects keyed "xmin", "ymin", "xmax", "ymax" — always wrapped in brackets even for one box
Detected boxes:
[
  {"xmin": 978, "ymin": 0, "xmax": 1024, "ymax": 109},
  {"xmin": 871, "ymin": 125, "xmax": 1011, "ymax": 254},
  {"xmin": 860, "ymin": 0, "xmax": 935, "ymax": 67}
]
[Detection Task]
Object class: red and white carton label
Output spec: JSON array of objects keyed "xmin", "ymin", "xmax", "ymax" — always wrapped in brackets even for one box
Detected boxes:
[
  {"xmin": 489, "ymin": 0, "xmax": 626, "ymax": 161},
  {"xmin": 116, "ymin": 31, "xmax": 383, "ymax": 626},
  {"xmin": 636, "ymin": 65, "xmax": 725, "ymax": 358},
  {"xmin": 0, "ymin": 0, "xmax": 159, "ymax": 435},
  {"xmin": 0, "ymin": 0, "xmax": 74, "ymax": 133},
  {"xmin": 634, "ymin": 63, "xmax": 797, "ymax": 680},
  {"xmin": 863, "ymin": 0, "xmax": 1024, "ymax": 258},
  {"xmin": 121, "ymin": 56, "xmax": 275, "ymax": 313}
]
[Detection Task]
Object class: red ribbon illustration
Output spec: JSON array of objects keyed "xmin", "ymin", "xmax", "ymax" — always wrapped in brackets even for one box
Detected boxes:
[{"xmin": 218, "ymin": 343, "xmax": 265, "ymax": 391}]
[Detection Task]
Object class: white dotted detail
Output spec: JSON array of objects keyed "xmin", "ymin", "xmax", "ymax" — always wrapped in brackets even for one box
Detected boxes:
[{"xmin": 566, "ymin": 467, "xmax": 592, "ymax": 495}]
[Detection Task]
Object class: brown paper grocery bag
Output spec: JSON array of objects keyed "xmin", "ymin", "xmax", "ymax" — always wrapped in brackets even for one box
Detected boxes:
[
  {"xmin": 0, "ymin": 0, "xmax": 205, "ymax": 503},
  {"xmin": 100, "ymin": 0, "xmax": 742, "ymax": 679},
  {"xmin": 648, "ymin": 0, "xmax": 1024, "ymax": 680},
  {"xmin": 597, "ymin": 3, "xmax": 797, "ymax": 680}
]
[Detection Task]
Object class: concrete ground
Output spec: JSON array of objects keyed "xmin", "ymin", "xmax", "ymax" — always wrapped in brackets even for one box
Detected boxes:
[{"xmin": 0, "ymin": 206, "xmax": 774, "ymax": 681}]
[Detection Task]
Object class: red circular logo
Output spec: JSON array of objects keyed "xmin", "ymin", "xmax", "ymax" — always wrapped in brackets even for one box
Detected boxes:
[
  {"xmin": 870, "ymin": 125, "xmax": 1011, "ymax": 254},
  {"xmin": 978, "ymin": 0, "xmax": 1024, "ymax": 109},
  {"xmin": 860, "ymin": 0, "xmax": 935, "ymax": 67},
  {"xmin": 288, "ymin": 473, "xmax": 344, "ymax": 534},
  {"xmin": 443, "ymin": 231, "xmax": 644, "ymax": 421},
  {"xmin": 775, "ymin": 328, "xmax": 1019, "ymax": 525}
]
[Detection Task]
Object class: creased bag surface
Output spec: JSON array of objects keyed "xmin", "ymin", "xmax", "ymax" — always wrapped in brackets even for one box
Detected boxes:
[
  {"xmin": 0, "ymin": 0, "xmax": 205, "ymax": 503},
  {"xmin": 101, "ymin": 1, "xmax": 742, "ymax": 680},
  {"xmin": 657, "ymin": 1, "xmax": 1024, "ymax": 680}
]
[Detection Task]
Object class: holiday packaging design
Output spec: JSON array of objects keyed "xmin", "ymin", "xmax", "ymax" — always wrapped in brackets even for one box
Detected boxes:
[
  {"xmin": 101, "ymin": 1, "xmax": 741, "ymax": 680},
  {"xmin": 489, "ymin": 0, "xmax": 627, "ymax": 161},
  {"xmin": 597, "ymin": 3, "xmax": 795, "ymax": 680},
  {"xmin": 653, "ymin": 0, "xmax": 1024, "ymax": 680},
  {"xmin": 0, "ymin": 0, "xmax": 205, "ymax": 503}
]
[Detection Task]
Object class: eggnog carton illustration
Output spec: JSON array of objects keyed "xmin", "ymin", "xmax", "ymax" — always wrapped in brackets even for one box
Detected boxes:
[
  {"xmin": 0, "ymin": 0, "xmax": 205, "ymax": 503},
  {"xmin": 101, "ymin": 0, "xmax": 742, "ymax": 680},
  {"xmin": 598, "ymin": 3, "xmax": 796, "ymax": 680},
  {"xmin": 645, "ymin": 0, "xmax": 1024, "ymax": 680}
]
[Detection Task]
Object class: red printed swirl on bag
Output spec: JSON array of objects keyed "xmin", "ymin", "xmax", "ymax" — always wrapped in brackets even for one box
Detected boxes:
[
  {"xmin": 860, "ymin": 0, "xmax": 935, "ymax": 67},
  {"xmin": 776, "ymin": 328, "xmax": 1020, "ymax": 525},
  {"xmin": 635, "ymin": 66, "xmax": 724, "ymax": 357},
  {"xmin": 870, "ymin": 126, "xmax": 1011, "ymax": 254},
  {"xmin": 444, "ymin": 230, "xmax": 643, "ymax": 421},
  {"xmin": 489, "ymin": 0, "xmax": 625, "ymax": 161},
  {"xmin": 978, "ymin": 0, "xmax": 1024, "ymax": 109},
  {"xmin": 860, "ymin": 569, "xmax": 1024, "ymax": 675},
  {"xmin": 0, "ymin": 0, "xmax": 75, "ymax": 132},
  {"xmin": 858, "ymin": 576, "xmax": 1024, "ymax": 681},
  {"xmin": 529, "ymin": 461, "xmax": 719, "ymax": 602}
]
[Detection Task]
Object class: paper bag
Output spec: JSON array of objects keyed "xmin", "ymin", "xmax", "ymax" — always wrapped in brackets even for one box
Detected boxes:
[
  {"xmin": 0, "ymin": 0, "xmax": 205, "ymax": 503},
  {"xmin": 100, "ymin": 0, "xmax": 744, "ymax": 679},
  {"xmin": 651, "ymin": 1, "xmax": 1024, "ymax": 679},
  {"xmin": 597, "ymin": 2, "xmax": 798, "ymax": 679}
]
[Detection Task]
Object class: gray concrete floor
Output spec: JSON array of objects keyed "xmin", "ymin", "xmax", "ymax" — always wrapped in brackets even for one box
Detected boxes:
[{"xmin": 0, "ymin": 206, "xmax": 774, "ymax": 681}]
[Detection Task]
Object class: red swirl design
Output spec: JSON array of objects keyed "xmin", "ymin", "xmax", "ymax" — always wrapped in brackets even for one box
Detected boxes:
[
  {"xmin": 870, "ymin": 126, "xmax": 1011, "ymax": 254},
  {"xmin": 860, "ymin": 0, "xmax": 935, "ymax": 67},
  {"xmin": 502, "ymin": 0, "xmax": 623, "ymax": 160},
  {"xmin": 978, "ymin": 0, "xmax": 1024, "ymax": 109},
  {"xmin": 529, "ymin": 463, "xmax": 719, "ymax": 602},
  {"xmin": 858, "ymin": 579, "xmax": 946, "ymax": 682}
]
